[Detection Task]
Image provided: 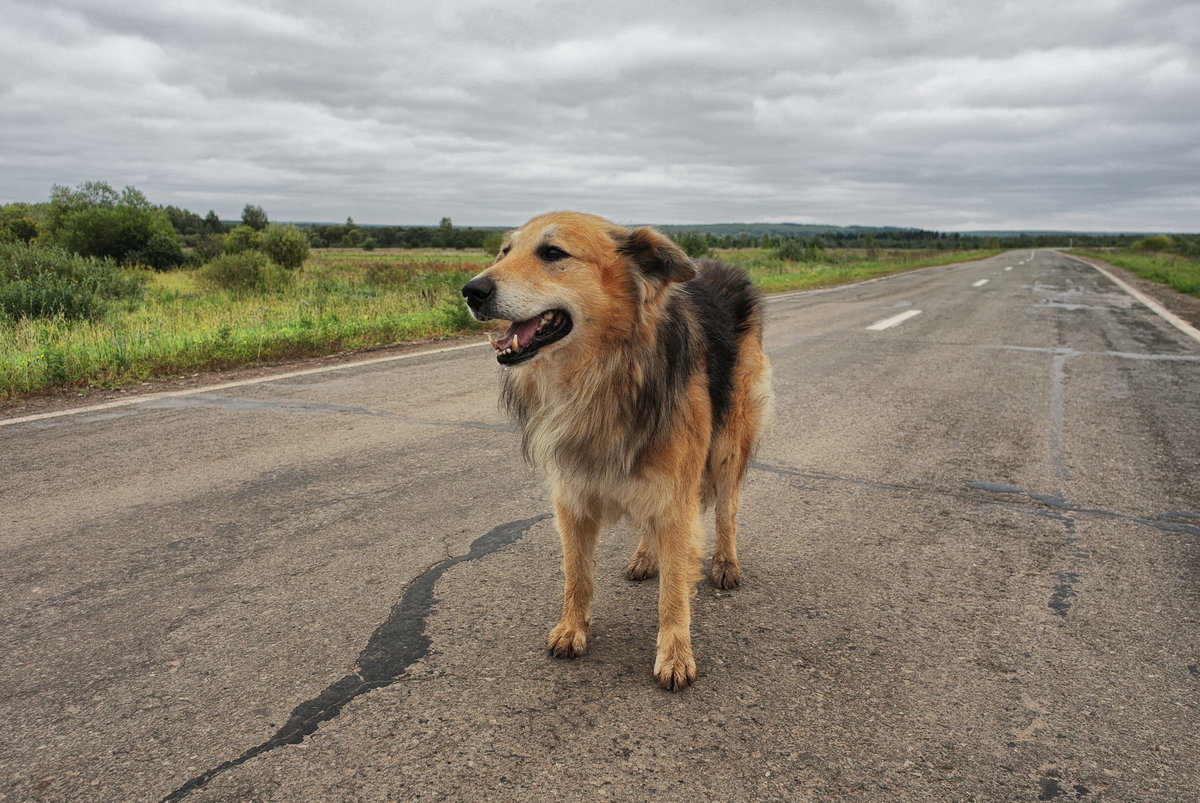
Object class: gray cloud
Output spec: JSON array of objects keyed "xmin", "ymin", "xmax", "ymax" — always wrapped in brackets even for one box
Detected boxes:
[{"xmin": 2, "ymin": 0, "xmax": 1197, "ymax": 230}]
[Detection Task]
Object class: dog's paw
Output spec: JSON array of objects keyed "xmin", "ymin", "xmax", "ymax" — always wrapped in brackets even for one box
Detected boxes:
[
  {"xmin": 710, "ymin": 556, "xmax": 742, "ymax": 589},
  {"xmin": 653, "ymin": 645, "xmax": 697, "ymax": 691},
  {"xmin": 547, "ymin": 622, "xmax": 588, "ymax": 658},
  {"xmin": 624, "ymin": 551, "xmax": 659, "ymax": 581}
]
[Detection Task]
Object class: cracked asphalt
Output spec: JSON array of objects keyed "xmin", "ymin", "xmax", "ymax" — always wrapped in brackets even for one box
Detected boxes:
[{"xmin": 2, "ymin": 251, "xmax": 1198, "ymax": 801}]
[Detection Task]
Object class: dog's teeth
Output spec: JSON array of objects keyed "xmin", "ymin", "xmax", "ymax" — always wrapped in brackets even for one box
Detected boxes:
[
  {"xmin": 511, "ymin": 335, "xmax": 519, "ymax": 351},
  {"xmin": 487, "ymin": 333, "xmax": 498, "ymax": 347}
]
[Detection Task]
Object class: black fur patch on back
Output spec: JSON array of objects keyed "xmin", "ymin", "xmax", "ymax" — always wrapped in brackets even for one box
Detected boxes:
[{"xmin": 677, "ymin": 259, "xmax": 763, "ymax": 432}]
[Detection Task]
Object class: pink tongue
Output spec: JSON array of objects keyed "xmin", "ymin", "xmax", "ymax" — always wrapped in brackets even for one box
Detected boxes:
[{"xmin": 501, "ymin": 316, "xmax": 542, "ymax": 348}]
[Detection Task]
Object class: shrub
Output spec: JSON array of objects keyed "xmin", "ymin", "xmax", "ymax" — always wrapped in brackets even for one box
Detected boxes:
[
  {"xmin": 673, "ymin": 232, "xmax": 710, "ymax": 258},
  {"xmin": 776, "ymin": 238, "xmax": 805, "ymax": 261},
  {"xmin": 1, "ymin": 216, "xmax": 39, "ymax": 243},
  {"xmin": 46, "ymin": 182, "xmax": 182, "ymax": 265},
  {"xmin": 1132, "ymin": 234, "xmax": 1176, "ymax": 253},
  {"xmin": 777, "ymin": 237, "xmax": 826, "ymax": 262},
  {"xmin": 482, "ymin": 231, "xmax": 505, "ymax": 257},
  {"xmin": 0, "ymin": 241, "xmax": 147, "ymax": 321},
  {"xmin": 196, "ymin": 251, "xmax": 293, "ymax": 293},
  {"xmin": 224, "ymin": 225, "xmax": 263, "ymax": 254},
  {"xmin": 193, "ymin": 233, "xmax": 225, "ymax": 261},
  {"xmin": 262, "ymin": 224, "xmax": 311, "ymax": 269},
  {"xmin": 129, "ymin": 231, "xmax": 186, "ymax": 270}
]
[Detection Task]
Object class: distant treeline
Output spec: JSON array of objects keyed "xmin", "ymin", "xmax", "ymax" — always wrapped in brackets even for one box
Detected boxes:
[
  {"xmin": 656, "ymin": 225, "xmax": 1156, "ymax": 251},
  {"xmin": 295, "ymin": 218, "xmax": 498, "ymax": 250},
  {"xmin": 4, "ymin": 182, "xmax": 1196, "ymax": 264}
]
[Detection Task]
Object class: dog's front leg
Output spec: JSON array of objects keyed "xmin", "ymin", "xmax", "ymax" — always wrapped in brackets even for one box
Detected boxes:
[
  {"xmin": 652, "ymin": 510, "xmax": 702, "ymax": 690},
  {"xmin": 547, "ymin": 496, "xmax": 600, "ymax": 658}
]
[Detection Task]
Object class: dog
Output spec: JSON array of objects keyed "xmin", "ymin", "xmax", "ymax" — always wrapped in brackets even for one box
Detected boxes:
[{"xmin": 461, "ymin": 211, "xmax": 772, "ymax": 690}]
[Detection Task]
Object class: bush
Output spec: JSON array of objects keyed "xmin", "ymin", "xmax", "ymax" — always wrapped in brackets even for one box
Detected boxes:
[
  {"xmin": 777, "ymin": 237, "xmax": 826, "ymax": 262},
  {"xmin": 1133, "ymin": 235, "xmax": 1175, "ymax": 253},
  {"xmin": 193, "ymin": 233, "xmax": 225, "ymax": 261},
  {"xmin": 1, "ymin": 216, "xmax": 39, "ymax": 243},
  {"xmin": 776, "ymin": 238, "xmax": 805, "ymax": 261},
  {"xmin": 262, "ymin": 224, "xmax": 310, "ymax": 269},
  {"xmin": 0, "ymin": 241, "xmax": 147, "ymax": 321},
  {"xmin": 196, "ymin": 251, "xmax": 293, "ymax": 293},
  {"xmin": 482, "ymin": 231, "xmax": 505, "ymax": 257},
  {"xmin": 673, "ymin": 232, "xmax": 710, "ymax": 258},
  {"xmin": 129, "ymin": 231, "xmax": 186, "ymax": 270},
  {"xmin": 224, "ymin": 225, "xmax": 262, "ymax": 254},
  {"xmin": 47, "ymin": 182, "xmax": 183, "ymax": 265}
]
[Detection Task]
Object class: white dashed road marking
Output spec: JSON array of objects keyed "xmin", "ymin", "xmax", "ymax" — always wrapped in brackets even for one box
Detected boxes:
[
  {"xmin": 973, "ymin": 279, "xmax": 989, "ymax": 287},
  {"xmin": 866, "ymin": 310, "xmax": 923, "ymax": 331}
]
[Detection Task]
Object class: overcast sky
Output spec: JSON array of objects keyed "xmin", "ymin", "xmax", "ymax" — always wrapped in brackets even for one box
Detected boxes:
[{"xmin": 2, "ymin": 0, "xmax": 1198, "ymax": 231}]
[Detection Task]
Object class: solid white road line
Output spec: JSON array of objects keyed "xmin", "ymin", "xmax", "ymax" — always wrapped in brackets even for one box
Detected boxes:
[
  {"xmin": 972, "ymin": 279, "xmax": 989, "ymax": 287},
  {"xmin": 866, "ymin": 309, "xmax": 923, "ymax": 331},
  {"xmin": 1062, "ymin": 253, "xmax": 1200, "ymax": 345}
]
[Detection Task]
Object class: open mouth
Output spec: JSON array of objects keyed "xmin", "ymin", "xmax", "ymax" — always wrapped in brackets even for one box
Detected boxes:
[{"xmin": 489, "ymin": 309, "xmax": 573, "ymax": 365}]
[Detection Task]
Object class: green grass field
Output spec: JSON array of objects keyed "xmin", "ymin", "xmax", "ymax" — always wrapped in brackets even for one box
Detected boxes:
[
  {"xmin": 1, "ymin": 247, "xmax": 998, "ymax": 402},
  {"xmin": 1070, "ymin": 250, "xmax": 1200, "ymax": 297}
]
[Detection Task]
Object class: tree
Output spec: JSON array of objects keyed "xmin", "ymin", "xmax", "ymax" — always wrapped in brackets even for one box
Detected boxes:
[
  {"xmin": 203, "ymin": 210, "xmax": 226, "ymax": 234},
  {"xmin": 241, "ymin": 204, "xmax": 268, "ymax": 231},
  {"xmin": 45, "ymin": 180, "xmax": 182, "ymax": 267},
  {"xmin": 864, "ymin": 232, "xmax": 878, "ymax": 259},
  {"xmin": 163, "ymin": 205, "xmax": 206, "ymax": 236},
  {"xmin": 672, "ymin": 231, "xmax": 710, "ymax": 259},
  {"xmin": 261, "ymin": 224, "xmax": 310, "ymax": 269}
]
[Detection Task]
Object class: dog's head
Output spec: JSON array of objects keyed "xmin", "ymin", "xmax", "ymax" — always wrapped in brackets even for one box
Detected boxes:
[{"xmin": 461, "ymin": 211, "xmax": 696, "ymax": 366}]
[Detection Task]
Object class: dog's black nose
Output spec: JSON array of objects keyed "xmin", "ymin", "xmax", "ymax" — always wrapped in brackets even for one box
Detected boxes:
[{"xmin": 461, "ymin": 276, "xmax": 495, "ymax": 308}]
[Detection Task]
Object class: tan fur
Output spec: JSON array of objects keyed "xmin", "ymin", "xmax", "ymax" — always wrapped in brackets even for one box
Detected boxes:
[{"xmin": 468, "ymin": 211, "xmax": 772, "ymax": 690}]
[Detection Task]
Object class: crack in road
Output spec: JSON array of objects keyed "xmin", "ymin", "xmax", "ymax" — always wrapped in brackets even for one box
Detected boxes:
[
  {"xmin": 753, "ymin": 461, "xmax": 1199, "ymax": 623},
  {"xmin": 161, "ymin": 513, "xmax": 550, "ymax": 801},
  {"xmin": 750, "ymin": 460, "xmax": 1200, "ymax": 538}
]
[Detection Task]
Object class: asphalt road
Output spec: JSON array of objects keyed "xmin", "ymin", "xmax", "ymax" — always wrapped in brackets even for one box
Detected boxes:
[{"xmin": 2, "ymin": 251, "xmax": 1198, "ymax": 801}]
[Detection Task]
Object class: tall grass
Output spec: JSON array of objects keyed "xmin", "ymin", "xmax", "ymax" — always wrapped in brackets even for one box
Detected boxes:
[
  {"xmin": 1071, "ymin": 250, "xmax": 1200, "ymax": 297},
  {"xmin": 1, "ymin": 250, "xmax": 486, "ymax": 399},
  {"xmin": 724, "ymin": 248, "xmax": 1000, "ymax": 294},
  {"xmin": 0, "ymin": 247, "xmax": 999, "ymax": 401}
]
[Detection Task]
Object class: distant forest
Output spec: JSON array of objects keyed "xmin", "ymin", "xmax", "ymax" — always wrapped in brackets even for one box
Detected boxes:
[{"xmin": 2, "ymin": 182, "xmax": 1186, "ymax": 264}]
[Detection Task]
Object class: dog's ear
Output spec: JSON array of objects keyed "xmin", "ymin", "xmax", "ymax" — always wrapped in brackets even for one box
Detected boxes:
[{"xmin": 616, "ymin": 226, "xmax": 697, "ymax": 285}]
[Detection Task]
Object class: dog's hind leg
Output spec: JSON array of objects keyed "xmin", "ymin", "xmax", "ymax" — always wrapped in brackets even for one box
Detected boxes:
[
  {"xmin": 710, "ymin": 353, "xmax": 772, "ymax": 589},
  {"xmin": 710, "ymin": 455, "xmax": 745, "ymax": 590},
  {"xmin": 623, "ymin": 531, "xmax": 659, "ymax": 581},
  {"xmin": 548, "ymin": 496, "xmax": 601, "ymax": 659}
]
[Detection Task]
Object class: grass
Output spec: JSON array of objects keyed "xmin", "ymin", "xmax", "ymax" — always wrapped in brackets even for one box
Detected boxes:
[
  {"xmin": 0, "ymin": 246, "xmax": 999, "ymax": 403},
  {"xmin": 720, "ymin": 248, "xmax": 1000, "ymax": 294},
  {"xmin": 1070, "ymin": 250, "xmax": 1200, "ymax": 297}
]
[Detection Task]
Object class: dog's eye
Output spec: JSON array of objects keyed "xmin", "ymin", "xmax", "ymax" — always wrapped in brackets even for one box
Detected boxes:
[{"xmin": 538, "ymin": 245, "xmax": 570, "ymax": 263}]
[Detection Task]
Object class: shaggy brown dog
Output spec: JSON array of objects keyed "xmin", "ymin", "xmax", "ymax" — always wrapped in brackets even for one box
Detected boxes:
[{"xmin": 462, "ymin": 211, "xmax": 772, "ymax": 690}]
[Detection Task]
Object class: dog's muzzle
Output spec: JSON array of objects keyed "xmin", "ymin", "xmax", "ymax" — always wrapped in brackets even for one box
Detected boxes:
[{"xmin": 462, "ymin": 276, "xmax": 496, "ymax": 319}]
